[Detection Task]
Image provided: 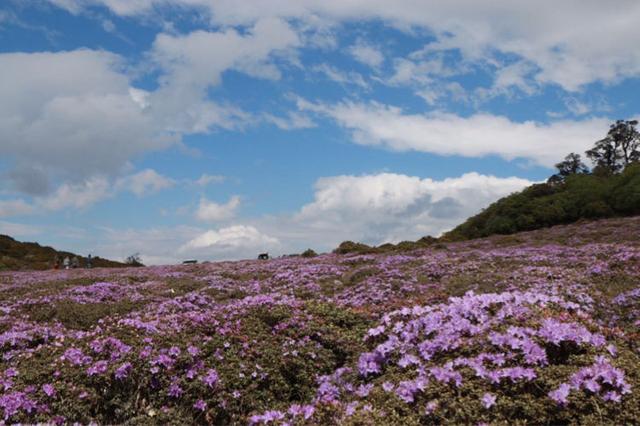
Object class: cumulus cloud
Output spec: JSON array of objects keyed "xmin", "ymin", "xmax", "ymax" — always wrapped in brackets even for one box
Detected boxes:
[
  {"xmin": 292, "ymin": 172, "xmax": 533, "ymax": 245},
  {"xmin": 179, "ymin": 225, "xmax": 279, "ymax": 260},
  {"xmin": 66, "ymin": 171, "xmax": 532, "ymax": 264},
  {"xmin": 31, "ymin": 169, "xmax": 175, "ymax": 212},
  {"xmin": 298, "ymin": 99, "xmax": 609, "ymax": 167},
  {"xmin": 195, "ymin": 196, "xmax": 241, "ymax": 222},
  {"xmin": 0, "ymin": 18, "xmax": 300, "ymax": 197},
  {"xmin": 0, "ymin": 50, "xmax": 172, "ymax": 193},
  {"xmin": 96, "ymin": 225, "xmax": 204, "ymax": 265},
  {"xmin": 149, "ymin": 17, "xmax": 300, "ymax": 134}
]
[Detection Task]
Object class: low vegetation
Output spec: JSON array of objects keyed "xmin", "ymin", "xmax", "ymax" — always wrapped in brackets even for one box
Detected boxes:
[{"xmin": 0, "ymin": 216, "xmax": 638, "ymax": 424}]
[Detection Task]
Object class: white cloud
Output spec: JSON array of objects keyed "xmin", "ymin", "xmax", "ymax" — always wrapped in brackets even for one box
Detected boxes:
[
  {"xmin": 0, "ymin": 19, "xmax": 300, "ymax": 196},
  {"xmin": 312, "ymin": 63, "xmax": 368, "ymax": 88},
  {"xmin": 264, "ymin": 111, "xmax": 316, "ymax": 130},
  {"xmin": 101, "ymin": 19, "xmax": 115, "ymax": 32},
  {"xmin": 0, "ymin": 50, "xmax": 173, "ymax": 193},
  {"xmin": 492, "ymin": 61, "xmax": 537, "ymax": 95},
  {"xmin": 35, "ymin": 169, "xmax": 175, "ymax": 212},
  {"xmin": 299, "ymin": 99, "xmax": 609, "ymax": 167},
  {"xmin": 292, "ymin": 171, "xmax": 534, "ymax": 246},
  {"xmin": 195, "ymin": 196, "xmax": 241, "ymax": 222},
  {"xmin": 349, "ymin": 39, "xmax": 384, "ymax": 68},
  {"xmin": 116, "ymin": 169, "xmax": 175, "ymax": 196},
  {"xmin": 0, "ymin": 200, "xmax": 33, "ymax": 218},
  {"xmin": 96, "ymin": 224, "xmax": 203, "ymax": 265},
  {"xmin": 48, "ymin": 0, "xmax": 640, "ymax": 91},
  {"xmin": 149, "ymin": 17, "xmax": 300, "ymax": 134},
  {"xmin": 179, "ymin": 225, "xmax": 280, "ymax": 260},
  {"xmin": 39, "ymin": 171, "xmax": 532, "ymax": 264},
  {"xmin": 387, "ymin": 57, "xmax": 448, "ymax": 86},
  {"xmin": 37, "ymin": 176, "xmax": 112, "ymax": 211},
  {"xmin": 194, "ymin": 174, "xmax": 226, "ymax": 186}
]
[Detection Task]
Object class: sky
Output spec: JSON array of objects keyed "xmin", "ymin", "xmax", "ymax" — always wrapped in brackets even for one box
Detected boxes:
[{"xmin": 1, "ymin": 1, "xmax": 639, "ymax": 264}]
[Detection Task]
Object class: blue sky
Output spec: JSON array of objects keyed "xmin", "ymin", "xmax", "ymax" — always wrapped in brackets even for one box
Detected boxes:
[{"xmin": 1, "ymin": 1, "xmax": 639, "ymax": 264}]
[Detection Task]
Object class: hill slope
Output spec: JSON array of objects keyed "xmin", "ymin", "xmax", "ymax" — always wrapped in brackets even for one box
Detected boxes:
[
  {"xmin": 0, "ymin": 234, "xmax": 126, "ymax": 270},
  {"xmin": 443, "ymin": 162, "xmax": 640, "ymax": 241}
]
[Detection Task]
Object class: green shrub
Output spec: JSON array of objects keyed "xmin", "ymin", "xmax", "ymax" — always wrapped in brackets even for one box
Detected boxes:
[
  {"xmin": 300, "ymin": 248, "xmax": 318, "ymax": 258},
  {"xmin": 333, "ymin": 241, "xmax": 376, "ymax": 255}
]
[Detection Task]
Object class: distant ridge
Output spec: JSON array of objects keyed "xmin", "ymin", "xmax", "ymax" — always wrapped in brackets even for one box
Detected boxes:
[{"xmin": 0, "ymin": 234, "xmax": 127, "ymax": 271}]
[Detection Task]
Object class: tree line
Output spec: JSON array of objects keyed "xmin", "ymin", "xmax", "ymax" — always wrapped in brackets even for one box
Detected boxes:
[{"xmin": 549, "ymin": 120, "xmax": 640, "ymax": 183}]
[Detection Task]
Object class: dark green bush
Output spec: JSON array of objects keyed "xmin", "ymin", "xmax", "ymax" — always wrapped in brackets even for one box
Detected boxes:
[
  {"xmin": 445, "ymin": 163, "xmax": 640, "ymax": 240},
  {"xmin": 300, "ymin": 248, "xmax": 318, "ymax": 258},
  {"xmin": 333, "ymin": 241, "xmax": 376, "ymax": 255}
]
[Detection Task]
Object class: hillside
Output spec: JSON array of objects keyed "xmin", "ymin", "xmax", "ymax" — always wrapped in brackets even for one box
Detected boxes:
[
  {"xmin": 443, "ymin": 162, "xmax": 640, "ymax": 241},
  {"xmin": 0, "ymin": 215, "xmax": 638, "ymax": 424},
  {"xmin": 0, "ymin": 234, "xmax": 127, "ymax": 271}
]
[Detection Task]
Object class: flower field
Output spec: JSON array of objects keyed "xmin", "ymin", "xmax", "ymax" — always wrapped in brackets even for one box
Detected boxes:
[{"xmin": 1, "ymin": 217, "xmax": 639, "ymax": 425}]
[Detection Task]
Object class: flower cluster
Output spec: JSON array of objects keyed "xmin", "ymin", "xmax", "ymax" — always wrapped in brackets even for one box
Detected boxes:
[{"xmin": 0, "ymin": 216, "xmax": 638, "ymax": 423}]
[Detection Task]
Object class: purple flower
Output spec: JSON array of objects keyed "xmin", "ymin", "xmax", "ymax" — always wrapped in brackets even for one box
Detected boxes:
[
  {"xmin": 355, "ymin": 384, "xmax": 373, "ymax": 397},
  {"xmin": 202, "ymin": 368, "xmax": 219, "ymax": 388},
  {"xmin": 345, "ymin": 402, "xmax": 358, "ymax": 416},
  {"xmin": 481, "ymin": 393, "xmax": 496, "ymax": 408},
  {"xmin": 603, "ymin": 391, "xmax": 621, "ymax": 403},
  {"xmin": 0, "ymin": 391, "xmax": 37, "ymax": 420},
  {"xmin": 193, "ymin": 399, "xmax": 207, "ymax": 411},
  {"xmin": 168, "ymin": 382, "xmax": 183, "ymax": 398},
  {"xmin": 153, "ymin": 354, "xmax": 174, "ymax": 369},
  {"xmin": 250, "ymin": 410, "xmax": 285, "ymax": 424},
  {"xmin": 395, "ymin": 380, "xmax": 418, "ymax": 403},
  {"xmin": 42, "ymin": 383, "xmax": 56, "ymax": 397},
  {"xmin": 62, "ymin": 348, "xmax": 92, "ymax": 366},
  {"xmin": 168, "ymin": 346, "xmax": 181, "ymax": 357},
  {"xmin": 425, "ymin": 400, "xmax": 438, "ymax": 414},
  {"xmin": 115, "ymin": 362, "xmax": 132, "ymax": 380},
  {"xmin": 549, "ymin": 383, "xmax": 571, "ymax": 405},
  {"xmin": 288, "ymin": 404, "xmax": 314, "ymax": 420},
  {"xmin": 358, "ymin": 352, "xmax": 382, "ymax": 377},
  {"xmin": 87, "ymin": 360, "xmax": 109, "ymax": 376}
]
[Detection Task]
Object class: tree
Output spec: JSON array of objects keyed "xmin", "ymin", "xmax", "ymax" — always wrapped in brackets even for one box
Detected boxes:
[
  {"xmin": 548, "ymin": 153, "xmax": 589, "ymax": 183},
  {"xmin": 608, "ymin": 119, "xmax": 640, "ymax": 166},
  {"xmin": 125, "ymin": 253, "xmax": 144, "ymax": 267},
  {"xmin": 586, "ymin": 119, "xmax": 640, "ymax": 174}
]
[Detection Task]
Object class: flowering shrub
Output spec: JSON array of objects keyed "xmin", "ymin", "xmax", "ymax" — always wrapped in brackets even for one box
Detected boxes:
[{"xmin": 0, "ymin": 216, "xmax": 639, "ymax": 423}]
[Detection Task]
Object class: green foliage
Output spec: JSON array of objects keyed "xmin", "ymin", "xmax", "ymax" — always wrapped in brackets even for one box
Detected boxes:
[
  {"xmin": 445, "ymin": 163, "xmax": 640, "ymax": 240},
  {"xmin": 22, "ymin": 299, "xmax": 144, "ymax": 330},
  {"xmin": 300, "ymin": 248, "xmax": 318, "ymax": 258},
  {"xmin": 333, "ymin": 241, "xmax": 376, "ymax": 255}
]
